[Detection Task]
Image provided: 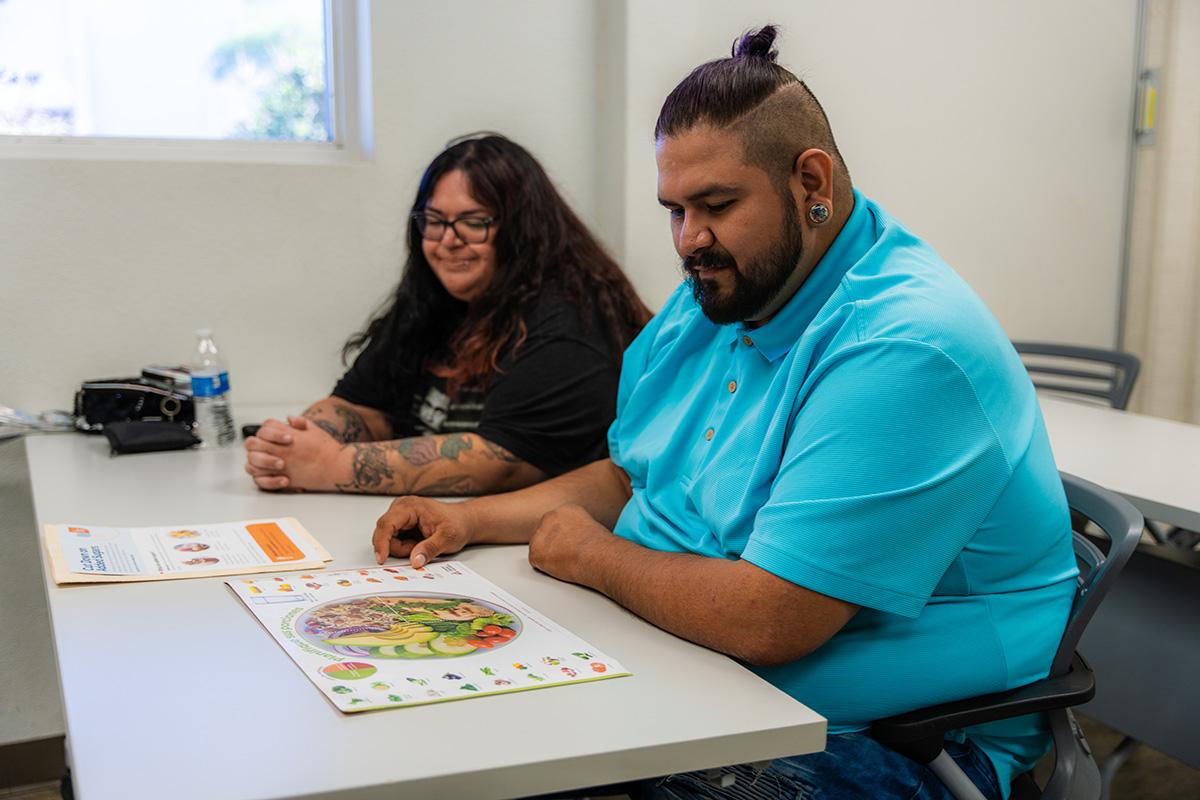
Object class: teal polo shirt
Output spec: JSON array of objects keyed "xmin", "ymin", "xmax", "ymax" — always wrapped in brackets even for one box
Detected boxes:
[{"xmin": 608, "ymin": 189, "xmax": 1078, "ymax": 796}]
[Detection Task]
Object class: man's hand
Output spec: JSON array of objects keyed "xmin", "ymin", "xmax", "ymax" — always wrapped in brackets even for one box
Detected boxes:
[
  {"xmin": 244, "ymin": 416, "xmax": 345, "ymax": 492},
  {"xmin": 528, "ymin": 504, "xmax": 617, "ymax": 587},
  {"xmin": 373, "ymin": 497, "xmax": 477, "ymax": 567}
]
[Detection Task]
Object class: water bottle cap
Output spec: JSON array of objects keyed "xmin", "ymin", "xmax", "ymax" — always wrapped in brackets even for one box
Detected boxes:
[{"xmin": 196, "ymin": 327, "xmax": 213, "ymax": 338}]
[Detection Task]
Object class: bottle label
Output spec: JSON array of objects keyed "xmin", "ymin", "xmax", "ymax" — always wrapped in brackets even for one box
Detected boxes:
[{"xmin": 192, "ymin": 371, "xmax": 230, "ymax": 398}]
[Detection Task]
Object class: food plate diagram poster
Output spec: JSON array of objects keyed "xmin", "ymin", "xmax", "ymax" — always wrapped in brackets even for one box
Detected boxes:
[{"xmin": 227, "ymin": 561, "xmax": 631, "ymax": 712}]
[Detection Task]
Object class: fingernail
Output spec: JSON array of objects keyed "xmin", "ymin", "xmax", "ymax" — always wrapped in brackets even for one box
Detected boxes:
[{"xmin": 412, "ymin": 553, "xmax": 426, "ymax": 568}]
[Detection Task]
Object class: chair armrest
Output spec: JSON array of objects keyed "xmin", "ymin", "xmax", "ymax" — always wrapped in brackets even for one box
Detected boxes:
[{"xmin": 871, "ymin": 652, "xmax": 1095, "ymax": 763}]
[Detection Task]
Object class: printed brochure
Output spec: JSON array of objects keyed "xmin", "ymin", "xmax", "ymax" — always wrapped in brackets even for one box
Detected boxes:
[{"xmin": 43, "ymin": 518, "xmax": 331, "ymax": 584}]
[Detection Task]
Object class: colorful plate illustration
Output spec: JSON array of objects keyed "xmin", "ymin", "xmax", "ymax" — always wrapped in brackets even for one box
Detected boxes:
[{"xmin": 297, "ymin": 592, "xmax": 521, "ymax": 659}]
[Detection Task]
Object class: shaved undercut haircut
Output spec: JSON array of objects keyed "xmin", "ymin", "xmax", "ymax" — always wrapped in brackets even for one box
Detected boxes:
[{"xmin": 655, "ymin": 26, "xmax": 851, "ymax": 196}]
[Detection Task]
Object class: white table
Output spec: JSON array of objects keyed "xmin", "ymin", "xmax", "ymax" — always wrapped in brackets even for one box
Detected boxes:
[
  {"xmin": 1038, "ymin": 395, "xmax": 1200, "ymax": 531},
  {"xmin": 24, "ymin": 424, "xmax": 825, "ymax": 800}
]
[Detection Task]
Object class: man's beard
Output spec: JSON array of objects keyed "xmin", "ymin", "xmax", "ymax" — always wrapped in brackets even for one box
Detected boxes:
[{"xmin": 682, "ymin": 199, "xmax": 806, "ymax": 325}]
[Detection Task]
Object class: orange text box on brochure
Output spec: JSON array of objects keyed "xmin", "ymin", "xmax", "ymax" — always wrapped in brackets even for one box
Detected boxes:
[{"xmin": 246, "ymin": 523, "xmax": 305, "ymax": 562}]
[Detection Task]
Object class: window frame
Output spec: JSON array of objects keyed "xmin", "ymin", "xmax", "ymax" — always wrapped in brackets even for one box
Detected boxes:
[{"xmin": 0, "ymin": 0, "xmax": 372, "ymax": 164}]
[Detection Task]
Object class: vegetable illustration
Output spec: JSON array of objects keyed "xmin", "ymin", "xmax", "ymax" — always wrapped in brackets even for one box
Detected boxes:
[{"xmin": 299, "ymin": 593, "xmax": 521, "ymax": 660}]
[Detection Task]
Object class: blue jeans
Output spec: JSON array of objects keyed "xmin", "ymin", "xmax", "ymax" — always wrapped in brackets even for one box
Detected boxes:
[{"xmin": 638, "ymin": 733, "xmax": 1003, "ymax": 800}]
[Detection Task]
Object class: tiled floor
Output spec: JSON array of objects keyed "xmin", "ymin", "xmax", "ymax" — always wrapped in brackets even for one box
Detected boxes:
[
  {"xmin": 1071, "ymin": 715, "xmax": 1200, "ymax": 800},
  {"xmin": 4, "ymin": 783, "xmax": 60, "ymax": 800}
]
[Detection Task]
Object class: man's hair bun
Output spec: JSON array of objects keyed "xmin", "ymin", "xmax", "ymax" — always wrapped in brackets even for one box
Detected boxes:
[{"xmin": 731, "ymin": 25, "xmax": 780, "ymax": 61}]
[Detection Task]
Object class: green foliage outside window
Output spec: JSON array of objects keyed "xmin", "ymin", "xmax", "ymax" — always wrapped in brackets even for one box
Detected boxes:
[{"xmin": 210, "ymin": 29, "xmax": 329, "ymax": 142}]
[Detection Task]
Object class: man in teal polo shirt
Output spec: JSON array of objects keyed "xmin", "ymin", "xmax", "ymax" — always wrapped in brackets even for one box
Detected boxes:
[{"xmin": 372, "ymin": 26, "xmax": 1077, "ymax": 800}]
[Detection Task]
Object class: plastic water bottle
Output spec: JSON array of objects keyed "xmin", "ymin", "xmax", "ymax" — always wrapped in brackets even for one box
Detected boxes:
[{"xmin": 191, "ymin": 328, "xmax": 235, "ymax": 447}]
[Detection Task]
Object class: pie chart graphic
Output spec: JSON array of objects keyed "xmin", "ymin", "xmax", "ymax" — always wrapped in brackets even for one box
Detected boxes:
[{"xmin": 320, "ymin": 662, "xmax": 377, "ymax": 681}]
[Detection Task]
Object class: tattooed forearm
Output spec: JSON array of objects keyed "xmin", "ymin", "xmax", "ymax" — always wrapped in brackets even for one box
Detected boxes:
[
  {"xmin": 481, "ymin": 438, "xmax": 521, "ymax": 462},
  {"xmin": 395, "ymin": 434, "xmax": 475, "ymax": 467},
  {"xmin": 335, "ymin": 443, "xmax": 393, "ymax": 492},
  {"xmin": 410, "ymin": 474, "xmax": 476, "ymax": 496},
  {"xmin": 440, "ymin": 434, "xmax": 473, "ymax": 459},
  {"xmin": 305, "ymin": 406, "xmax": 373, "ymax": 444},
  {"xmin": 310, "ymin": 418, "xmax": 343, "ymax": 440},
  {"xmin": 335, "ymin": 441, "xmax": 476, "ymax": 495},
  {"xmin": 332, "ymin": 433, "xmax": 529, "ymax": 495},
  {"xmin": 396, "ymin": 438, "xmax": 440, "ymax": 466},
  {"xmin": 335, "ymin": 407, "xmax": 372, "ymax": 441}
]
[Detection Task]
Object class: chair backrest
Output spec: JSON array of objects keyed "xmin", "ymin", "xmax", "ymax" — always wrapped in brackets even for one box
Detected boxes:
[
  {"xmin": 1034, "ymin": 475, "xmax": 1142, "ymax": 800},
  {"xmin": 868, "ymin": 473, "xmax": 1143, "ymax": 800},
  {"xmin": 1013, "ymin": 342, "xmax": 1141, "ymax": 410},
  {"xmin": 1051, "ymin": 473, "xmax": 1144, "ymax": 677}
]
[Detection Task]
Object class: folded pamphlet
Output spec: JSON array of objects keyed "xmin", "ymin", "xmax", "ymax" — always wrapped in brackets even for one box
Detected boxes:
[{"xmin": 43, "ymin": 517, "xmax": 331, "ymax": 584}]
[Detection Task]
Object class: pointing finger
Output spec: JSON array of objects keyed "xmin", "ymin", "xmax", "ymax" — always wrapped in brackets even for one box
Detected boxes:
[{"xmin": 373, "ymin": 498, "xmax": 420, "ymax": 564}]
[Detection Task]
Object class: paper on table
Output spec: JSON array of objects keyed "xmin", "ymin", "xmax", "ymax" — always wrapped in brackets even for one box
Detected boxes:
[
  {"xmin": 43, "ymin": 517, "xmax": 332, "ymax": 584},
  {"xmin": 227, "ymin": 561, "xmax": 631, "ymax": 712}
]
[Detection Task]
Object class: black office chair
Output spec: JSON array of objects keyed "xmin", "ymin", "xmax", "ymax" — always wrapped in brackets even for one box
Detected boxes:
[
  {"xmin": 1013, "ymin": 343, "xmax": 1193, "ymax": 551},
  {"xmin": 1012, "ymin": 342, "xmax": 1140, "ymax": 411},
  {"xmin": 872, "ymin": 472, "xmax": 1143, "ymax": 800}
]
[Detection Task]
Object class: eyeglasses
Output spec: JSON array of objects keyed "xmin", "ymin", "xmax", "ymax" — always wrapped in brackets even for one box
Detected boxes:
[{"xmin": 411, "ymin": 213, "xmax": 496, "ymax": 244}]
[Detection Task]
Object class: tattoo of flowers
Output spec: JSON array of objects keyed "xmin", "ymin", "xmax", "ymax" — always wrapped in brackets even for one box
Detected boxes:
[
  {"xmin": 439, "ymin": 434, "xmax": 473, "ymax": 460},
  {"xmin": 397, "ymin": 438, "xmax": 440, "ymax": 466}
]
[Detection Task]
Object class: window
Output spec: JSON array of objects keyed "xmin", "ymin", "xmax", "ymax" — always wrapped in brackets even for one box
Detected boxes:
[{"xmin": 0, "ymin": 0, "xmax": 369, "ymax": 161}]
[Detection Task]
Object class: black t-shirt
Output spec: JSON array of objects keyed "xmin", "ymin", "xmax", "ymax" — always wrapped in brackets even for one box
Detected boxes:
[{"xmin": 332, "ymin": 291, "xmax": 621, "ymax": 477}]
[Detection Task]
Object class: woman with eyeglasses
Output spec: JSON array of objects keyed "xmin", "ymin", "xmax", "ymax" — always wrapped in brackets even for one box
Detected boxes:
[{"xmin": 244, "ymin": 134, "xmax": 651, "ymax": 496}]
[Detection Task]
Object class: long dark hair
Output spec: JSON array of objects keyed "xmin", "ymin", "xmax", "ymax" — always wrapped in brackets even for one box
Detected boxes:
[{"xmin": 345, "ymin": 134, "xmax": 651, "ymax": 397}]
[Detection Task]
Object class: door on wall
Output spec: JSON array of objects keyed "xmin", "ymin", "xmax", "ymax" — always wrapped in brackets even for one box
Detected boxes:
[{"xmin": 1121, "ymin": 0, "xmax": 1200, "ymax": 424}]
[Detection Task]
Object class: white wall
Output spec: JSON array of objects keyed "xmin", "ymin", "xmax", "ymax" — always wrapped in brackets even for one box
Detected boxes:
[
  {"xmin": 0, "ymin": 1, "xmax": 602, "ymax": 412},
  {"xmin": 609, "ymin": 1, "xmax": 1138, "ymax": 346},
  {"xmin": 0, "ymin": 1, "xmax": 1141, "ymax": 413}
]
